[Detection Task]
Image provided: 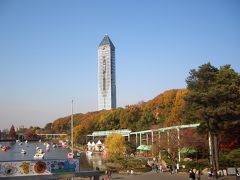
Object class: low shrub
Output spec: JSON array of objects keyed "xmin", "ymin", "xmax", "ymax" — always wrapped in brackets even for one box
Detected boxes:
[{"xmin": 107, "ymin": 157, "xmax": 148, "ymax": 171}]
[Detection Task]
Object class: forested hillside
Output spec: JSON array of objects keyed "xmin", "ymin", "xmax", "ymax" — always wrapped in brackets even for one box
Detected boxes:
[{"xmin": 48, "ymin": 89, "xmax": 188, "ymax": 143}]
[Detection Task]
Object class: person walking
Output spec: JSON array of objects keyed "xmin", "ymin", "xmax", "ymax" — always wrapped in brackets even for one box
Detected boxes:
[
  {"xmin": 208, "ymin": 169, "xmax": 212, "ymax": 179},
  {"xmin": 236, "ymin": 169, "xmax": 240, "ymax": 180},
  {"xmin": 189, "ymin": 170, "xmax": 196, "ymax": 180},
  {"xmin": 169, "ymin": 165, "xmax": 173, "ymax": 174},
  {"xmin": 107, "ymin": 170, "xmax": 112, "ymax": 179},
  {"xmin": 196, "ymin": 170, "xmax": 201, "ymax": 180}
]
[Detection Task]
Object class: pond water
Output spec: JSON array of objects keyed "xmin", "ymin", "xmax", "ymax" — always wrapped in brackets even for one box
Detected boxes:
[{"xmin": 0, "ymin": 141, "xmax": 106, "ymax": 171}]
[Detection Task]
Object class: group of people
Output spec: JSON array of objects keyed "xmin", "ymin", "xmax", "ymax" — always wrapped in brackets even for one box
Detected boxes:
[
  {"xmin": 147, "ymin": 159, "xmax": 181, "ymax": 175},
  {"xmin": 150, "ymin": 162, "xmax": 167, "ymax": 173},
  {"xmin": 95, "ymin": 167, "xmax": 112, "ymax": 180},
  {"xmin": 101, "ymin": 170, "xmax": 112, "ymax": 180},
  {"xmin": 207, "ymin": 169, "xmax": 215, "ymax": 179},
  {"xmin": 189, "ymin": 169, "xmax": 201, "ymax": 180}
]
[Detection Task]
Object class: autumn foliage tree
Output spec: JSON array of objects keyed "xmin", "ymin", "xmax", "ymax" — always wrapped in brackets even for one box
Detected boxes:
[
  {"xmin": 105, "ymin": 134, "xmax": 127, "ymax": 161},
  {"xmin": 166, "ymin": 89, "xmax": 188, "ymax": 126},
  {"xmin": 219, "ymin": 121, "xmax": 240, "ymax": 151},
  {"xmin": 74, "ymin": 124, "xmax": 87, "ymax": 144},
  {"xmin": 24, "ymin": 129, "xmax": 38, "ymax": 140},
  {"xmin": 8, "ymin": 125, "xmax": 16, "ymax": 140},
  {"xmin": 52, "ymin": 117, "xmax": 70, "ymax": 133},
  {"xmin": 47, "ymin": 89, "xmax": 189, "ymax": 145},
  {"xmin": 145, "ymin": 89, "xmax": 187, "ymax": 126}
]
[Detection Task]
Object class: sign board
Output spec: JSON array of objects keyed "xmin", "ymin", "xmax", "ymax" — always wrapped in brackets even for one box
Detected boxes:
[
  {"xmin": 0, "ymin": 159, "xmax": 79, "ymax": 177},
  {"xmin": 227, "ymin": 167, "xmax": 236, "ymax": 175}
]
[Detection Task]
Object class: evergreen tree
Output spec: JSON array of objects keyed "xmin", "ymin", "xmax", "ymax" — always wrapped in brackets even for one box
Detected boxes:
[
  {"xmin": 184, "ymin": 63, "xmax": 240, "ymax": 178},
  {"xmin": 9, "ymin": 125, "xmax": 16, "ymax": 140}
]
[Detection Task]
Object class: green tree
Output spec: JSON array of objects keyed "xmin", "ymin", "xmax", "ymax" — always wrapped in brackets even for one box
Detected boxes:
[
  {"xmin": 101, "ymin": 110, "xmax": 121, "ymax": 130},
  {"xmin": 184, "ymin": 63, "xmax": 240, "ymax": 178},
  {"xmin": 225, "ymin": 148, "xmax": 240, "ymax": 167},
  {"xmin": 44, "ymin": 123, "xmax": 52, "ymax": 131},
  {"xmin": 120, "ymin": 105, "xmax": 142, "ymax": 131},
  {"xmin": 136, "ymin": 107, "xmax": 155, "ymax": 130}
]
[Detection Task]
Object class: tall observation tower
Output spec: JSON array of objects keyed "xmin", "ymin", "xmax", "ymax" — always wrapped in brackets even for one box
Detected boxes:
[{"xmin": 98, "ymin": 35, "xmax": 116, "ymax": 110}]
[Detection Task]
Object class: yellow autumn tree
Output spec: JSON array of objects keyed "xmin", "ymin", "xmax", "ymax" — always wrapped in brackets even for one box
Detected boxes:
[
  {"xmin": 165, "ymin": 89, "xmax": 188, "ymax": 126},
  {"xmin": 105, "ymin": 134, "xmax": 126, "ymax": 161}
]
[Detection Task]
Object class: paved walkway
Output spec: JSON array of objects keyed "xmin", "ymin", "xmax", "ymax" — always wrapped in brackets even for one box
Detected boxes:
[
  {"xmin": 74, "ymin": 172, "xmax": 236, "ymax": 180},
  {"xmin": 105, "ymin": 172, "xmax": 236, "ymax": 180}
]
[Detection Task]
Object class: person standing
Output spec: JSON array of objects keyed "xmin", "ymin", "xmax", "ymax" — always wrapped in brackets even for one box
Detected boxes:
[
  {"xmin": 159, "ymin": 164, "xmax": 163, "ymax": 173},
  {"xmin": 176, "ymin": 163, "xmax": 179, "ymax": 173}
]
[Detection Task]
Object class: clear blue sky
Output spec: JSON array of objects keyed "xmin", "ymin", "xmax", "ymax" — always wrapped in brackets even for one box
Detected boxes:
[{"xmin": 0, "ymin": 0, "xmax": 239, "ymax": 130}]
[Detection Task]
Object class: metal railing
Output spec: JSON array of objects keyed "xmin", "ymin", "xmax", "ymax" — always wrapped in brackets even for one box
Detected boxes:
[{"xmin": 0, "ymin": 170, "xmax": 104, "ymax": 180}]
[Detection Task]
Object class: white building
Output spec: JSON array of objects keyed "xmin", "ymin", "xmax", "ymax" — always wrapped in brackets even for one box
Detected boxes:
[{"xmin": 98, "ymin": 35, "xmax": 116, "ymax": 110}]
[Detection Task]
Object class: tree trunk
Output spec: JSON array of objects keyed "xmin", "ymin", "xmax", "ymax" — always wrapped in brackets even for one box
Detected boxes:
[
  {"xmin": 210, "ymin": 133, "xmax": 216, "ymax": 174},
  {"xmin": 213, "ymin": 134, "xmax": 219, "ymax": 178},
  {"xmin": 209, "ymin": 132, "xmax": 213, "ymax": 165},
  {"xmin": 209, "ymin": 132, "xmax": 219, "ymax": 179}
]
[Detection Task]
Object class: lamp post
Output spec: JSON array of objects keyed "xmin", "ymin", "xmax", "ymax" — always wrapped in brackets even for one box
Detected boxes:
[{"xmin": 71, "ymin": 100, "xmax": 74, "ymax": 154}]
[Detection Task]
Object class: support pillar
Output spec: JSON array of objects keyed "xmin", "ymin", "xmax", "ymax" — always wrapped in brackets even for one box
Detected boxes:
[
  {"xmin": 177, "ymin": 128, "xmax": 181, "ymax": 162},
  {"xmin": 151, "ymin": 131, "xmax": 154, "ymax": 145},
  {"xmin": 146, "ymin": 134, "xmax": 148, "ymax": 145},
  {"xmin": 158, "ymin": 131, "xmax": 161, "ymax": 160},
  {"xmin": 140, "ymin": 133, "xmax": 142, "ymax": 145},
  {"xmin": 151, "ymin": 131, "xmax": 154, "ymax": 157},
  {"xmin": 158, "ymin": 132, "xmax": 161, "ymax": 144},
  {"xmin": 167, "ymin": 131, "xmax": 170, "ymax": 153},
  {"xmin": 135, "ymin": 134, "xmax": 138, "ymax": 146}
]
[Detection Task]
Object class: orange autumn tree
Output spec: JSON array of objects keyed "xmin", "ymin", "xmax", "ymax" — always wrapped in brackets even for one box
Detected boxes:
[
  {"xmin": 51, "ymin": 117, "xmax": 70, "ymax": 133},
  {"xmin": 48, "ymin": 89, "xmax": 189, "ymax": 144},
  {"xmin": 144, "ymin": 89, "xmax": 187, "ymax": 126},
  {"xmin": 165, "ymin": 89, "xmax": 188, "ymax": 126},
  {"xmin": 74, "ymin": 124, "xmax": 87, "ymax": 144}
]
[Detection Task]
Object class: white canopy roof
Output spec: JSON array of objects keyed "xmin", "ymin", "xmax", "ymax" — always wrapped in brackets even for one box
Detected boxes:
[
  {"xmin": 96, "ymin": 140, "xmax": 102, "ymax": 145},
  {"xmin": 91, "ymin": 142, "xmax": 96, "ymax": 146},
  {"xmin": 87, "ymin": 141, "xmax": 92, "ymax": 146},
  {"xmin": 89, "ymin": 129, "xmax": 131, "ymax": 137}
]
